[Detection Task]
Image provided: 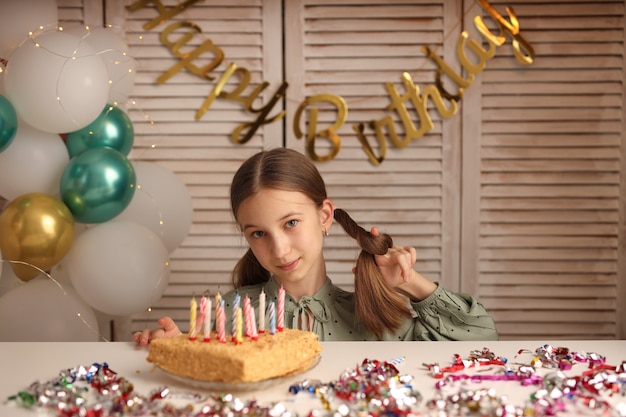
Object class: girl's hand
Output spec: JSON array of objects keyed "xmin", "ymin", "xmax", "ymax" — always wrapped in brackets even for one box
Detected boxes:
[
  {"xmin": 369, "ymin": 226, "xmax": 417, "ymax": 288},
  {"xmin": 350, "ymin": 227, "xmax": 437, "ymax": 300},
  {"xmin": 133, "ymin": 316, "xmax": 182, "ymax": 346},
  {"xmin": 363, "ymin": 226, "xmax": 437, "ymax": 301}
]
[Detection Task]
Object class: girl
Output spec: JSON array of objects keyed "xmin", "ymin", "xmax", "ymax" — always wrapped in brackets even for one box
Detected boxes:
[{"xmin": 134, "ymin": 148, "xmax": 498, "ymax": 344}]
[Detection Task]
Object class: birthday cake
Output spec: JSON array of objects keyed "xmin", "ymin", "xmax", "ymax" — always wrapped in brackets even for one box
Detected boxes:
[{"xmin": 147, "ymin": 328, "xmax": 322, "ymax": 383}]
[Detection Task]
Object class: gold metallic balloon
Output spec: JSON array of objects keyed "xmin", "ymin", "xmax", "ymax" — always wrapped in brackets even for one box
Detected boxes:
[{"xmin": 0, "ymin": 193, "xmax": 75, "ymax": 281}]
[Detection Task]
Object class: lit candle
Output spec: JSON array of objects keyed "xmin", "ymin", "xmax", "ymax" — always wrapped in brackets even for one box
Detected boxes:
[
  {"xmin": 217, "ymin": 299, "xmax": 226, "ymax": 343},
  {"xmin": 203, "ymin": 297, "xmax": 212, "ymax": 342},
  {"xmin": 258, "ymin": 288, "xmax": 266, "ymax": 333},
  {"xmin": 277, "ymin": 285, "xmax": 285, "ymax": 331},
  {"xmin": 268, "ymin": 299, "xmax": 276, "ymax": 335},
  {"xmin": 235, "ymin": 307, "xmax": 243, "ymax": 344},
  {"xmin": 189, "ymin": 296, "xmax": 197, "ymax": 340}
]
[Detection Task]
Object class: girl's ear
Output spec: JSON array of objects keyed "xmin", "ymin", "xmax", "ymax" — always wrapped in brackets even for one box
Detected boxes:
[{"xmin": 320, "ymin": 198, "xmax": 335, "ymax": 231}]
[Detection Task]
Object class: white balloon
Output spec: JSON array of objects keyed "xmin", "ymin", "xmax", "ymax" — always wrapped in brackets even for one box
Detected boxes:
[
  {"xmin": 48, "ymin": 221, "xmax": 89, "ymax": 287},
  {"xmin": 49, "ymin": 259, "xmax": 73, "ymax": 289},
  {"xmin": 0, "ymin": 260, "xmax": 26, "ymax": 298},
  {"xmin": 67, "ymin": 221, "xmax": 170, "ymax": 316},
  {"xmin": 87, "ymin": 27, "xmax": 137, "ymax": 105},
  {"xmin": 4, "ymin": 30, "xmax": 110, "ymax": 133},
  {"xmin": 113, "ymin": 161, "xmax": 193, "ymax": 252},
  {"xmin": 65, "ymin": 25, "xmax": 137, "ymax": 105},
  {"xmin": 0, "ymin": 0, "xmax": 58, "ymax": 59},
  {"xmin": 0, "ymin": 120, "xmax": 69, "ymax": 200},
  {"xmin": 0, "ymin": 277, "xmax": 100, "ymax": 342}
]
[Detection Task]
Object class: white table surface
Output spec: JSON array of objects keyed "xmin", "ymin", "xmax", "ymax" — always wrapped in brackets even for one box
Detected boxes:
[{"xmin": 1, "ymin": 340, "xmax": 624, "ymax": 416}]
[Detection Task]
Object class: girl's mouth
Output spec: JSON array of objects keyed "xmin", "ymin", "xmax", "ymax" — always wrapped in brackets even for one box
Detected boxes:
[{"xmin": 278, "ymin": 258, "xmax": 299, "ymax": 271}]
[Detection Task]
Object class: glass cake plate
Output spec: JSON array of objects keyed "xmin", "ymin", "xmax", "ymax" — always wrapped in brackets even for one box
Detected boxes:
[{"xmin": 156, "ymin": 354, "xmax": 321, "ymax": 392}]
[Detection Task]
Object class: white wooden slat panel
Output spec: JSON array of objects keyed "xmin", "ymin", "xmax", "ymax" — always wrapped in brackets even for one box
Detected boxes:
[
  {"xmin": 467, "ymin": 0, "xmax": 625, "ymax": 340},
  {"xmin": 285, "ymin": 0, "xmax": 456, "ymax": 293},
  {"xmin": 109, "ymin": 0, "xmax": 284, "ymax": 338},
  {"xmin": 57, "ymin": 0, "xmax": 87, "ymax": 24},
  {"xmin": 20, "ymin": 0, "xmax": 622, "ymax": 342}
]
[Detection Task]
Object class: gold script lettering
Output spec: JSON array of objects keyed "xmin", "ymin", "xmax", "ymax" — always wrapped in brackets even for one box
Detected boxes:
[
  {"xmin": 126, "ymin": 0, "xmax": 204, "ymax": 31},
  {"xmin": 384, "ymin": 72, "xmax": 457, "ymax": 143},
  {"xmin": 353, "ymin": 122, "xmax": 386, "ymax": 166},
  {"xmin": 128, "ymin": 0, "xmax": 534, "ymax": 165},
  {"xmin": 475, "ymin": 0, "xmax": 535, "ymax": 64},
  {"xmin": 195, "ymin": 62, "xmax": 238, "ymax": 120},
  {"xmin": 293, "ymin": 95, "xmax": 347, "ymax": 162},
  {"xmin": 457, "ymin": 31, "xmax": 494, "ymax": 75},
  {"xmin": 230, "ymin": 81, "xmax": 289, "ymax": 145},
  {"xmin": 195, "ymin": 64, "xmax": 288, "ymax": 143},
  {"xmin": 157, "ymin": 21, "xmax": 224, "ymax": 84}
]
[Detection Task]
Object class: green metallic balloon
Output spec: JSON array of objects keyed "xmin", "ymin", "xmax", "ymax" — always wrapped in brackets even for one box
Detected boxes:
[
  {"xmin": 60, "ymin": 147, "xmax": 136, "ymax": 223},
  {"xmin": 0, "ymin": 94, "xmax": 18, "ymax": 153},
  {"xmin": 65, "ymin": 104, "xmax": 134, "ymax": 158}
]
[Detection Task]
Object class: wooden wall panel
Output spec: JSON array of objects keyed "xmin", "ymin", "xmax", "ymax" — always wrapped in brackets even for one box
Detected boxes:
[
  {"xmin": 461, "ymin": 0, "xmax": 625, "ymax": 340},
  {"xmin": 6, "ymin": 0, "xmax": 621, "ymax": 341},
  {"xmin": 284, "ymin": 0, "xmax": 458, "ymax": 292},
  {"xmin": 112, "ymin": 0, "xmax": 284, "ymax": 335}
]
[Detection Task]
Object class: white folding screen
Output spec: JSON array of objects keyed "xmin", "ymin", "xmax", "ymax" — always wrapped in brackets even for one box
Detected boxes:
[
  {"xmin": 115, "ymin": 0, "xmax": 284, "ymax": 333},
  {"xmin": 48, "ymin": 0, "xmax": 626, "ymax": 340},
  {"xmin": 284, "ymin": 0, "xmax": 457, "ymax": 295},
  {"xmin": 460, "ymin": 0, "xmax": 626, "ymax": 339}
]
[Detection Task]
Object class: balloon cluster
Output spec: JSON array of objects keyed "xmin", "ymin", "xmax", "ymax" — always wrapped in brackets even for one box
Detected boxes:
[{"xmin": 0, "ymin": 1, "xmax": 193, "ymax": 341}]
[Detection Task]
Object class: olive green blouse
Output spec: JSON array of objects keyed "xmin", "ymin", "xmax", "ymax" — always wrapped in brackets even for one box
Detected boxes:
[{"xmin": 221, "ymin": 276, "xmax": 498, "ymax": 341}]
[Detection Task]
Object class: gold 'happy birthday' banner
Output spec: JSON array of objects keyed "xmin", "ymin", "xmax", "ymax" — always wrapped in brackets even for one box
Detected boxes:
[{"xmin": 127, "ymin": 0, "xmax": 534, "ymax": 166}]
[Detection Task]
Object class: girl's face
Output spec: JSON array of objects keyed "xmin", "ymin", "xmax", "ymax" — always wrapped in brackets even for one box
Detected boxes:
[{"xmin": 236, "ymin": 188, "xmax": 333, "ymax": 291}]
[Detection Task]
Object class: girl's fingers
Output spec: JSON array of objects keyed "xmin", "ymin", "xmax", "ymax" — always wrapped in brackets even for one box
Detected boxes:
[
  {"xmin": 403, "ymin": 247, "xmax": 417, "ymax": 281},
  {"xmin": 134, "ymin": 317, "xmax": 181, "ymax": 346},
  {"xmin": 158, "ymin": 316, "xmax": 183, "ymax": 338},
  {"xmin": 134, "ymin": 328, "xmax": 153, "ymax": 346}
]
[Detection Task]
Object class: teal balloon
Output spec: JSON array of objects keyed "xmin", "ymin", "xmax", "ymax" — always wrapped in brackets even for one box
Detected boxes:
[
  {"xmin": 60, "ymin": 148, "xmax": 136, "ymax": 223},
  {"xmin": 65, "ymin": 105, "xmax": 134, "ymax": 158},
  {"xmin": 0, "ymin": 95, "xmax": 18, "ymax": 153}
]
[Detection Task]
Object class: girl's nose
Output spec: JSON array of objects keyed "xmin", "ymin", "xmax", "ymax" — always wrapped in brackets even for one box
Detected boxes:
[{"xmin": 271, "ymin": 234, "xmax": 290, "ymax": 258}]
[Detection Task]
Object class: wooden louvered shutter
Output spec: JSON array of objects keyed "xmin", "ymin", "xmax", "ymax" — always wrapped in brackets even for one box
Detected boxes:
[
  {"xmin": 51, "ymin": 0, "xmax": 626, "ymax": 341},
  {"xmin": 461, "ymin": 0, "xmax": 626, "ymax": 340},
  {"xmin": 110, "ymin": 0, "xmax": 284, "ymax": 335},
  {"xmin": 284, "ymin": 0, "xmax": 459, "ymax": 292}
]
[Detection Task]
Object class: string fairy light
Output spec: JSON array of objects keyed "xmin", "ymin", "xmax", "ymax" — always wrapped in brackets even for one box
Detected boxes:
[
  {"xmin": 5, "ymin": 25, "xmax": 110, "ymax": 133},
  {"xmin": 0, "ymin": 259, "xmax": 110, "ymax": 342}
]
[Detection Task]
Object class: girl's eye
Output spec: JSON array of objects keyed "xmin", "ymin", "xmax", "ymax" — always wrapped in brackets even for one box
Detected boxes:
[
  {"xmin": 286, "ymin": 219, "xmax": 298, "ymax": 228},
  {"xmin": 250, "ymin": 231, "xmax": 265, "ymax": 239}
]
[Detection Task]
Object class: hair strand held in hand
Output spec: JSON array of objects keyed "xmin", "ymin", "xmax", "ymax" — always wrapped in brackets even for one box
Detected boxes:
[{"xmin": 333, "ymin": 209, "xmax": 413, "ymax": 339}]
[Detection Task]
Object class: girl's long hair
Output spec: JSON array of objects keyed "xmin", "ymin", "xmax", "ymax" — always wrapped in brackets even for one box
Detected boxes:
[
  {"xmin": 333, "ymin": 208, "xmax": 412, "ymax": 339},
  {"xmin": 230, "ymin": 148, "xmax": 412, "ymax": 339}
]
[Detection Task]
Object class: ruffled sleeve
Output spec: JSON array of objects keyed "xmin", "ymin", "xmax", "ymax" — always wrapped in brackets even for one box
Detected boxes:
[{"xmin": 406, "ymin": 284, "xmax": 499, "ymax": 341}]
